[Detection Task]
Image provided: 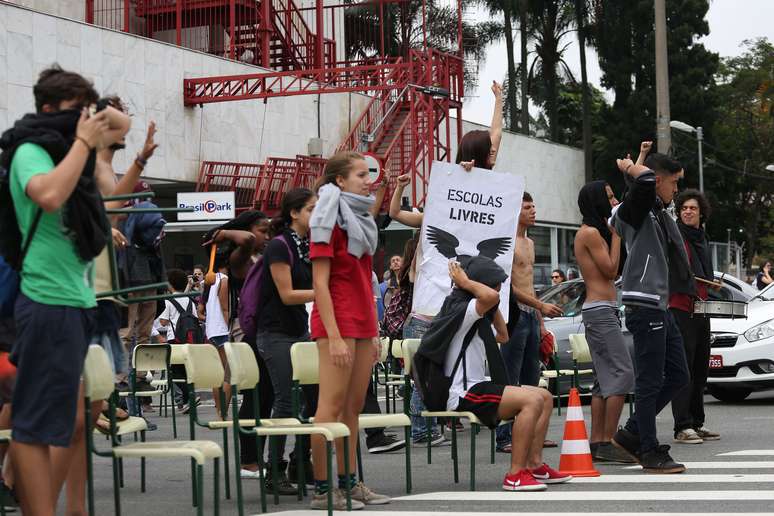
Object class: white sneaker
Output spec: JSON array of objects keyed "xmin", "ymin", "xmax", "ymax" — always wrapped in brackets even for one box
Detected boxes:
[
  {"xmin": 350, "ymin": 481, "xmax": 391, "ymax": 505},
  {"xmin": 310, "ymin": 488, "xmax": 365, "ymax": 511},
  {"xmin": 674, "ymin": 429, "xmax": 703, "ymax": 444},
  {"xmin": 240, "ymin": 468, "xmax": 262, "ymax": 479}
]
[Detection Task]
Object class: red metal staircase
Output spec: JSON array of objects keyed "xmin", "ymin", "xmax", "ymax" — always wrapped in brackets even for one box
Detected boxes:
[{"xmin": 87, "ymin": 1, "xmax": 465, "ymax": 213}]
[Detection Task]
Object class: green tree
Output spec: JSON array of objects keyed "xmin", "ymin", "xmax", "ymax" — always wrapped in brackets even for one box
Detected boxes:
[
  {"xmin": 526, "ymin": 0, "xmax": 576, "ymax": 141},
  {"xmin": 587, "ymin": 0, "xmax": 719, "ymax": 193},
  {"xmin": 343, "ymin": 0, "xmax": 501, "ymax": 91},
  {"xmin": 697, "ymin": 39, "xmax": 774, "ymax": 265}
]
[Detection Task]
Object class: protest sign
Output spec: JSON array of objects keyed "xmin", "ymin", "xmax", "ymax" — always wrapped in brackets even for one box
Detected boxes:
[{"xmin": 412, "ymin": 161, "xmax": 525, "ymax": 320}]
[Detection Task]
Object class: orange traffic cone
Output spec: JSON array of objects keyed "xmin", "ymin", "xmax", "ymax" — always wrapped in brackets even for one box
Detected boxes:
[{"xmin": 558, "ymin": 387, "xmax": 600, "ymax": 477}]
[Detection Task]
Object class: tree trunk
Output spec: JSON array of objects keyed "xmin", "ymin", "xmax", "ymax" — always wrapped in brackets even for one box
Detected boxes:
[
  {"xmin": 518, "ymin": 0, "xmax": 530, "ymax": 135},
  {"xmin": 575, "ymin": 0, "xmax": 593, "ymax": 181},
  {"xmin": 503, "ymin": 0, "xmax": 518, "ymax": 132}
]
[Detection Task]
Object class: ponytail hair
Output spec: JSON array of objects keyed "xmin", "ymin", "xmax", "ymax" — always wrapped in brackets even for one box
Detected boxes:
[
  {"xmin": 314, "ymin": 151, "xmax": 364, "ymax": 191},
  {"xmin": 269, "ymin": 187, "xmax": 316, "ymax": 237}
]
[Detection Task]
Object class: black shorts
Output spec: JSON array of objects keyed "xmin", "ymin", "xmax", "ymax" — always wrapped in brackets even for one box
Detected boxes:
[
  {"xmin": 455, "ymin": 381, "xmax": 506, "ymax": 429},
  {"xmin": 11, "ymin": 294, "xmax": 94, "ymax": 447}
]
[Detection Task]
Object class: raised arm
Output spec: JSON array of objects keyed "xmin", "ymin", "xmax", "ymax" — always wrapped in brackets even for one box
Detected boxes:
[
  {"xmin": 25, "ymin": 109, "xmax": 109, "ymax": 212},
  {"xmin": 98, "ymin": 105, "xmax": 132, "ymax": 149},
  {"xmin": 388, "ymin": 174, "xmax": 423, "ymax": 228},
  {"xmin": 107, "ymin": 121, "xmax": 158, "ymax": 209},
  {"xmin": 635, "ymin": 140, "xmax": 652, "ymax": 167},
  {"xmin": 489, "ymin": 81, "xmax": 504, "ymax": 164},
  {"xmin": 614, "ymin": 157, "xmax": 656, "ymax": 230},
  {"xmin": 370, "ymin": 174, "xmax": 388, "ymax": 218},
  {"xmin": 448, "ymin": 261, "xmax": 500, "ymax": 316},
  {"xmin": 202, "ymin": 229, "xmax": 258, "ymax": 280}
]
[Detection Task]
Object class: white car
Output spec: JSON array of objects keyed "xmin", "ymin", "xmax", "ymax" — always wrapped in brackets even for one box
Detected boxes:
[{"xmin": 707, "ymin": 282, "xmax": 774, "ymax": 402}]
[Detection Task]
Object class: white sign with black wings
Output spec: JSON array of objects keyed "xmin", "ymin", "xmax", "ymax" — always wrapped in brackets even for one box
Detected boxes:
[{"xmin": 412, "ymin": 161, "xmax": 525, "ymax": 321}]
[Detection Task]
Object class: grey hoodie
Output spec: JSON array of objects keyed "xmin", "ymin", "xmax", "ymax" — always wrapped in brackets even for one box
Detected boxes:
[{"xmin": 611, "ymin": 170, "xmax": 694, "ymax": 311}]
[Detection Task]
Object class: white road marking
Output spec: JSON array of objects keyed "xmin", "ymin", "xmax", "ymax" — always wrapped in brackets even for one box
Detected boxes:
[
  {"xmin": 394, "ymin": 490, "xmax": 774, "ymax": 502},
  {"xmin": 570, "ymin": 474, "xmax": 774, "ymax": 483},
  {"xmin": 270, "ymin": 513, "xmax": 774, "ymax": 516},
  {"xmin": 718, "ymin": 450, "xmax": 774, "ymax": 456},
  {"xmin": 622, "ymin": 461, "xmax": 774, "ymax": 469}
]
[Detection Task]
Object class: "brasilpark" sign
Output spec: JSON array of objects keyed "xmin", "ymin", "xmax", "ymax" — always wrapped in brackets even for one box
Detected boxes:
[{"xmin": 177, "ymin": 191, "xmax": 236, "ymax": 221}]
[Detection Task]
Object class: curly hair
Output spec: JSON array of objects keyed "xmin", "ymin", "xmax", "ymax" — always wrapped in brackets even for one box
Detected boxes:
[{"xmin": 675, "ymin": 188, "xmax": 711, "ymax": 222}]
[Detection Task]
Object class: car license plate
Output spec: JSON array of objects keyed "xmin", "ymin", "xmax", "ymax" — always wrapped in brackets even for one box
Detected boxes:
[{"xmin": 709, "ymin": 355, "xmax": 723, "ymax": 369}]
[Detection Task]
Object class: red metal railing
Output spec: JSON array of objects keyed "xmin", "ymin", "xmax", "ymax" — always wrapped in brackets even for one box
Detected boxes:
[
  {"xmin": 195, "ymin": 161, "xmax": 265, "ymax": 212},
  {"xmin": 197, "ymin": 155, "xmax": 328, "ymax": 215}
]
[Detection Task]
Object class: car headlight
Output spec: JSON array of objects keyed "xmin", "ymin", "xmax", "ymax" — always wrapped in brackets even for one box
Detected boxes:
[{"xmin": 744, "ymin": 318, "xmax": 774, "ymax": 342}]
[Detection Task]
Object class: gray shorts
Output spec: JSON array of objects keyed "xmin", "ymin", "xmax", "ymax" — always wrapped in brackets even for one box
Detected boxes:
[{"xmin": 581, "ymin": 304, "xmax": 634, "ymax": 398}]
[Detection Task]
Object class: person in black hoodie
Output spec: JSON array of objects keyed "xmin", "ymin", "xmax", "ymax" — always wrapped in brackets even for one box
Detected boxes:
[
  {"xmin": 669, "ymin": 189, "xmax": 720, "ymax": 444},
  {"xmin": 414, "ymin": 256, "xmax": 571, "ymax": 492},
  {"xmin": 574, "ymin": 181, "xmax": 634, "ymax": 464},
  {"xmin": 1, "ymin": 65, "xmax": 130, "ymax": 516}
]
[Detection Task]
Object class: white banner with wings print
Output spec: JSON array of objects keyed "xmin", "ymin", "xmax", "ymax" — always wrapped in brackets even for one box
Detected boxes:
[{"xmin": 412, "ymin": 161, "xmax": 525, "ymax": 321}]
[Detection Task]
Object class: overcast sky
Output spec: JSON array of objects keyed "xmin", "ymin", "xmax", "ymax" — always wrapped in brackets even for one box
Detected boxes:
[{"xmin": 463, "ymin": 0, "xmax": 774, "ymax": 126}]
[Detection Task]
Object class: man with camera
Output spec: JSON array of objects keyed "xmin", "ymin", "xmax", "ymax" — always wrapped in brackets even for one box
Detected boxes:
[{"xmin": 1, "ymin": 65, "xmax": 130, "ymax": 515}]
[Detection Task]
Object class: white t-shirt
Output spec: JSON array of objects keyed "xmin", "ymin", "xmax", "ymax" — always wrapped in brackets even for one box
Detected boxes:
[
  {"xmin": 444, "ymin": 299, "xmax": 489, "ymax": 411},
  {"xmin": 159, "ymin": 296, "xmax": 194, "ymax": 334},
  {"xmin": 205, "ymin": 272, "xmax": 230, "ymax": 339}
]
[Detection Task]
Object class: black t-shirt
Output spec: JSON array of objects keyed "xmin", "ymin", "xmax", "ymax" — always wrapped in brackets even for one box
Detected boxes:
[
  {"xmin": 256, "ymin": 232, "xmax": 312, "ymax": 336},
  {"xmin": 756, "ymin": 271, "xmax": 770, "ymax": 291}
]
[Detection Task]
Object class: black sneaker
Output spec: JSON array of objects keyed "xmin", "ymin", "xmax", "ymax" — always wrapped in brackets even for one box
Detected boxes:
[
  {"xmin": 0, "ymin": 481, "xmax": 18, "ymax": 512},
  {"xmin": 367, "ymin": 433, "xmax": 406, "ymax": 454},
  {"xmin": 593, "ymin": 442, "xmax": 638, "ymax": 464},
  {"xmin": 611, "ymin": 427, "xmax": 641, "ymax": 463},
  {"xmin": 640, "ymin": 445, "xmax": 686, "ymax": 474},
  {"xmin": 265, "ymin": 461, "xmax": 299, "ymax": 495}
]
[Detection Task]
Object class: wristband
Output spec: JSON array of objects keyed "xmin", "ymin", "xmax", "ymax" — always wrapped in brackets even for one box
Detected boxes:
[
  {"xmin": 135, "ymin": 155, "xmax": 148, "ymax": 169},
  {"xmin": 75, "ymin": 136, "xmax": 93, "ymax": 151}
]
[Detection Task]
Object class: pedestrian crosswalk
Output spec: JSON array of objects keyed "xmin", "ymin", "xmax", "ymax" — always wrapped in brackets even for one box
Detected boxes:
[{"xmin": 268, "ymin": 450, "xmax": 774, "ymax": 516}]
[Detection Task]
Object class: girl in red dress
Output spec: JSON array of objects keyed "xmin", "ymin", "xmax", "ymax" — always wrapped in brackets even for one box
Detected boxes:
[{"xmin": 308, "ymin": 151, "xmax": 390, "ymax": 509}]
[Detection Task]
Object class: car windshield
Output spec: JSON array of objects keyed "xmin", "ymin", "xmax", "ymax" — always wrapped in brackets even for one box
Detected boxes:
[
  {"xmin": 539, "ymin": 280, "xmax": 586, "ymax": 317},
  {"xmin": 754, "ymin": 282, "xmax": 774, "ymax": 301}
]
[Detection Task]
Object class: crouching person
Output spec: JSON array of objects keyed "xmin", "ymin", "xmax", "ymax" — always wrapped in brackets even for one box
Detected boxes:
[{"xmin": 414, "ymin": 257, "xmax": 572, "ymax": 491}]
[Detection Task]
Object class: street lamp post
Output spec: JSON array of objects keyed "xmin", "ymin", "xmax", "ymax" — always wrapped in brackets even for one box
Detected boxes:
[{"xmin": 669, "ymin": 120, "xmax": 704, "ymax": 193}]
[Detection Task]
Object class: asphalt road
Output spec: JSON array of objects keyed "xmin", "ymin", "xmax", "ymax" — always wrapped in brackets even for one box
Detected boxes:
[{"xmin": 77, "ymin": 389, "xmax": 774, "ymax": 515}]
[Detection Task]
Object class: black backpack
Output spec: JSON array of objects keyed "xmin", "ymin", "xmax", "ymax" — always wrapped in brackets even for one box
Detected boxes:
[
  {"xmin": 0, "ymin": 163, "xmax": 42, "ymax": 318},
  {"xmin": 169, "ymin": 298, "xmax": 204, "ymax": 344},
  {"xmin": 412, "ymin": 325, "xmax": 476, "ymax": 411}
]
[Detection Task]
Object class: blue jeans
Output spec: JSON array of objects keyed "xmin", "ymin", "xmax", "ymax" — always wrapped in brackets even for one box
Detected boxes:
[
  {"xmin": 496, "ymin": 308, "xmax": 540, "ymax": 446},
  {"xmin": 623, "ymin": 307, "xmax": 689, "ymax": 454},
  {"xmin": 403, "ymin": 316, "xmax": 437, "ymax": 440}
]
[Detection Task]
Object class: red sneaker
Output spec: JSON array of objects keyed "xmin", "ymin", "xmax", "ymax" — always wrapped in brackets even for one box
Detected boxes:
[
  {"xmin": 502, "ymin": 469, "xmax": 548, "ymax": 491},
  {"xmin": 530, "ymin": 463, "xmax": 573, "ymax": 484}
]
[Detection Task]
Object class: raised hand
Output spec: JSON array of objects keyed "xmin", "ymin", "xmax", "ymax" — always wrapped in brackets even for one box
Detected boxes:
[
  {"xmin": 139, "ymin": 121, "xmax": 159, "ymax": 161},
  {"xmin": 491, "ymin": 80, "xmax": 503, "ymax": 99},
  {"xmin": 76, "ymin": 108, "xmax": 109, "ymax": 149}
]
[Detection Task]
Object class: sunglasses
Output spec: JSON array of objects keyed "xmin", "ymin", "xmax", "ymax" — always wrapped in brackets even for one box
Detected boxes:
[{"xmin": 551, "ymin": 275, "xmax": 561, "ymax": 279}]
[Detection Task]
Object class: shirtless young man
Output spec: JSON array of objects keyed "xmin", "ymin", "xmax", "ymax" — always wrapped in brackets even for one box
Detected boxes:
[
  {"xmin": 574, "ymin": 180, "xmax": 635, "ymax": 463},
  {"xmin": 496, "ymin": 192, "xmax": 563, "ymax": 452}
]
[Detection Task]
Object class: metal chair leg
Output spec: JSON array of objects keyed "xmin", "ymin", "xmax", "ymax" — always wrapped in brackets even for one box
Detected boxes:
[
  {"xmin": 343, "ymin": 437, "xmax": 352, "ymax": 511},
  {"xmin": 214, "ymin": 458, "xmax": 220, "ymax": 516},
  {"xmin": 326, "ymin": 442, "xmax": 333, "ymax": 516},
  {"xmin": 356, "ymin": 439, "xmax": 364, "ymax": 482},
  {"xmin": 196, "ymin": 464, "xmax": 204, "ymax": 516},
  {"xmin": 112, "ymin": 456, "xmax": 122, "ymax": 516},
  {"xmin": 470, "ymin": 423, "xmax": 477, "ymax": 491},
  {"xmin": 452, "ymin": 418, "xmax": 459, "ymax": 483},
  {"xmin": 404, "ymin": 425, "xmax": 412, "ymax": 493}
]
